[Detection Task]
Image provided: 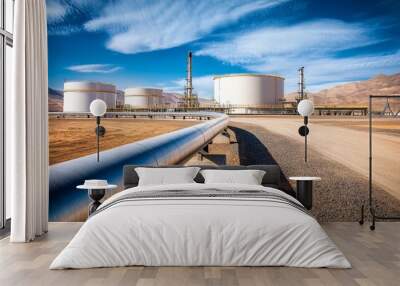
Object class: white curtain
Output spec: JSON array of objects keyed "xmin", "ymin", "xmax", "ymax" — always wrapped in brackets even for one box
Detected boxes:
[{"xmin": 9, "ymin": 0, "xmax": 49, "ymax": 242}]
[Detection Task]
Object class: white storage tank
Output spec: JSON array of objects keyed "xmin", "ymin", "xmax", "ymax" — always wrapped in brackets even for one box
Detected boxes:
[
  {"xmin": 63, "ymin": 81, "xmax": 116, "ymax": 112},
  {"xmin": 124, "ymin": 88, "xmax": 163, "ymax": 108},
  {"xmin": 116, "ymin": 90, "xmax": 125, "ymax": 108},
  {"xmin": 213, "ymin": 74, "xmax": 284, "ymax": 106}
]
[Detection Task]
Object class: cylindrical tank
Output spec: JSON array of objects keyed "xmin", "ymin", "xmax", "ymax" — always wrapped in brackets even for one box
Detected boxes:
[
  {"xmin": 213, "ymin": 74, "xmax": 284, "ymax": 106},
  {"xmin": 155, "ymin": 92, "xmax": 164, "ymax": 106},
  {"xmin": 63, "ymin": 81, "xmax": 116, "ymax": 112},
  {"xmin": 124, "ymin": 88, "xmax": 163, "ymax": 108},
  {"xmin": 116, "ymin": 90, "xmax": 125, "ymax": 108}
]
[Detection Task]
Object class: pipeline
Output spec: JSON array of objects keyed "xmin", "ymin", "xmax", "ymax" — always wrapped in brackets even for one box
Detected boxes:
[{"xmin": 49, "ymin": 112, "xmax": 229, "ymax": 221}]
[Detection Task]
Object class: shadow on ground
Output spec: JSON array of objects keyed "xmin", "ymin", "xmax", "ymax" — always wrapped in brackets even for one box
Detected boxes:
[{"xmin": 229, "ymin": 126, "xmax": 295, "ymax": 197}]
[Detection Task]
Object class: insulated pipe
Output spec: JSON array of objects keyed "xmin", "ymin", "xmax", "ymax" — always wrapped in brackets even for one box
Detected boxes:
[{"xmin": 49, "ymin": 112, "xmax": 229, "ymax": 221}]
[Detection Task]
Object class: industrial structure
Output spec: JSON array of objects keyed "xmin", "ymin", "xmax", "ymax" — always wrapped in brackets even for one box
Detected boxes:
[
  {"xmin": 296, "ymin": 67, "xmax": 306, "ymax": 102},
  {"xmin": 183, "ymin": 51, "xmax": 199, "ymax": 108},
  {"xmin": 116, "ymin": 90, "xmax": 125, "ymax": 108},
  {"xmin": 213, "ymin": 74, "xmax": 284, "ymax": 113},
  {"xmin": 60, "ymin": 68, "xmax": 371, "ymax": 116},
  {"xmin": 124, "ymin": 88, "xmax": 163, "ymax": 108},
  {"xmin": 63, "ymin": 81, "xmax": 116, "ymax": 112}
]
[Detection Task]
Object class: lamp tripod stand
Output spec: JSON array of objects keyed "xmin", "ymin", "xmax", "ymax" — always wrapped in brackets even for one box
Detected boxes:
[{"xmin": 359, "ymin": 95, "xmax": 400, "ymax": 230}]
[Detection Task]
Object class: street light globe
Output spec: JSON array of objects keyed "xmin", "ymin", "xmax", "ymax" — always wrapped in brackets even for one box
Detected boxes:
[
  {"xmin": 90, "ymin": 99, "xmax": 107, "ymax": 117},
  {"xmin": 297, "ymin": 99, "xmax": 314, "ymax": 117}
]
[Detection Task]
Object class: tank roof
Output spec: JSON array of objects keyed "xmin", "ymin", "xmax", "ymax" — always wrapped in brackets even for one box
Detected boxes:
[{"xmin": 213, "ymin": 73, "xmax": 285, "ymax": 80}]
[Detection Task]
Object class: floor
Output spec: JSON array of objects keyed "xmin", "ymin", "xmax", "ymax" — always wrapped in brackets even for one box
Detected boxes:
[{"xmin": 0, "ymin": 222, "xmax": 399, "ymax": 286}]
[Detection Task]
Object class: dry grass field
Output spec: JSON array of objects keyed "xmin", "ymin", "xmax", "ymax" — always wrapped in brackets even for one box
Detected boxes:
[{"xmin": 49, "ymin": 118, "xmax": 197, "ymax": 165}]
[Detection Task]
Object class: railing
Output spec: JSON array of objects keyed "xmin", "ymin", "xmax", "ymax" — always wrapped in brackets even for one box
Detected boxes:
[
  {"xmin": 50, "ymin": 105, "xmax": 371, "ymax": 117},
  {"xmin": 49, "ymin": 112, "xmax": 229, "ymax": 221},
  {"xmin": 49, "ymin": 111, "xmax": 217, "ymax": 120}
]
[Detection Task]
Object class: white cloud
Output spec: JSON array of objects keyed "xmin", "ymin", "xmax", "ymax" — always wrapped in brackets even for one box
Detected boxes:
[
  {"xmin": 196, "ymin": 19, "xmax": 379, "ymax": 63},
  {"xmin": 48, "ymin": 24, "xmax": 82, "ymax": 36},
  {"xmin": 46, "ymin": 0, "xmax": 105, "ymax": 34},
  {"xmin": 84, "ymin": 0, "xmax": 289, "ymax": 54},
  {"xmin": 249, "ymin": 50, "xmax": 400, "ymax": 92},
  {"xmin": 66, "ymin": 64, "xmax": 122, "ymax": 74},
  {"xmin": 195, "ymin": 19, "xmax": 398, "ymax": 92},
  {"xmin": 192, "ymin": 75, "xmax": 215, "ymax": 99},
  {"xmin": 46, "ymin": 0, "xmax": 68, "ymax": 23}
]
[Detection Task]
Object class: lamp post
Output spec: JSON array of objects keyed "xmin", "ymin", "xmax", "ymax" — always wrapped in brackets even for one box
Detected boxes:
[
  {"xmin": 89, "ymin": 99, "xmax": 107, "ymax": 162},
  {"xmin": 297, "ymin": 99, "xmax": 314, "ymax": 162}
]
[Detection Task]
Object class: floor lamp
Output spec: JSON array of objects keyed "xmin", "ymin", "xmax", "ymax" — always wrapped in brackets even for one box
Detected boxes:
[
  {"xmin": 89, "ymin": 99, "xmax": 107, "ymax": 162},
  {"xmin": 359, "ymin": 95, "xmax": 400, "ymax": 230},
  {"xmin": 297, "ymin": 99, "xmax": 314, "ymax": 162}
]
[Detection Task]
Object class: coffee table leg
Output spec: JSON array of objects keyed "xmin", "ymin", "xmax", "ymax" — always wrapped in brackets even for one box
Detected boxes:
[
  {"xmin": 88, "ymin": 189, "xmax": 105, "ymax": 215},
  {"xmin": 296, "ymin": 181, "xmax": 313, "ymax": 210}
]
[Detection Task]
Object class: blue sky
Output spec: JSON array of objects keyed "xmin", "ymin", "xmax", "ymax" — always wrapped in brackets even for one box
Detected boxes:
[{"xmin": 47, "ymin": 0, "xmax": 400, "ymax": 98}]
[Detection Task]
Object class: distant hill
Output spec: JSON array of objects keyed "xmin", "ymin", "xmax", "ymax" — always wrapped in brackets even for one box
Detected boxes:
[
  {"xmin": 162, "ymin": 92, "xmax": 183, "ymax": 106},
  {"xmin": 48, "ymin": 87, "xmax": 63, "ymax": 112},
  {"xmin": 198, "ymin": 97, "xmax": 216, "ymax": 106},
  {"xmin": 48, "ymin": 89, "xmax": 214, "ymax": 111},
  {"xmin": 157, "ymin": 92, "xmax": 215, "ymax": 106},
  {"xmin": 286, "ymin": 73, "xmax": 400, "ymax": 106}
]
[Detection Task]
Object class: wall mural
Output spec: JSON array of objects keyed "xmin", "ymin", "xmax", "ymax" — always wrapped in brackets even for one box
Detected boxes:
[{"xmin": 47, "ymin": 0, "xmax": 400, "ymax": 222}]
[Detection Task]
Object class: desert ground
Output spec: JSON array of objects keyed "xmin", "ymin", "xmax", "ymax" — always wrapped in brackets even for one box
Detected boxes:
[
  {"xmin": 183, "ymin": 115, "xmax": 400, "ymax": 221},
  {"xmin": 227, "ymin": 116, "xmax": 400, "ymax": 221},
  {"xmin": 303, "ymin": 117, "xmax": 400, "ymax": 135},
  {"xmin": 49, "ymin": 118, "xmax": 197, "ymax": 165},
  {"xmin": 231, "ymin": 116, "xmax": 400, "ymax": 200}
]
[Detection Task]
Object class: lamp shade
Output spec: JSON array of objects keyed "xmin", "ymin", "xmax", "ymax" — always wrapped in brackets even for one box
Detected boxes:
[
  {"xmin": 90, "ymin": 99, "xmax": 107, "ymax": 117},
  {"xmin": 297, "ymin": 99, "xmax": 314, "ymax": 117}
]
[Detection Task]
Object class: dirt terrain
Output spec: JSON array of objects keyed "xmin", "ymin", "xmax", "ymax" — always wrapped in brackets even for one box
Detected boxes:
[
  {"xmin": 314, "ymin": 117, "xmax": 400, "ymax": 135},
  {"xmin": 49, "ymin": 118, "xmax": 197, "ymax": 165},
  {"xmin": 231, "ymin": 116, "xmax": 400, "ymax": 201}
]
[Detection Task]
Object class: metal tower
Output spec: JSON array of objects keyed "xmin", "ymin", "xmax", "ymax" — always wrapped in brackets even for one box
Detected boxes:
[
  {"xmin": 184, "ymin": 51, "xmax": 199, "ymax": 108},
  {"xmin": 297, "ymin": 66, "xmax": 306, "ymax": 102}
]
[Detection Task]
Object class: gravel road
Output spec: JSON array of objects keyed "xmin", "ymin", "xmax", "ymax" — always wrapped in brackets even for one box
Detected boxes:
[{"xmin": 229, "ymin": 121, "xmax": 400, "ymax": 222}]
